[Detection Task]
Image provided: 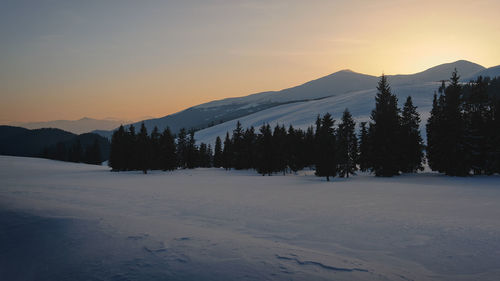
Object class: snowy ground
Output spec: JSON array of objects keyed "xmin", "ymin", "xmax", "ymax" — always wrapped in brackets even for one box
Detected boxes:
[{"xmin": 1, "ymin": 156, "xmax": 500, "ymax": 281}]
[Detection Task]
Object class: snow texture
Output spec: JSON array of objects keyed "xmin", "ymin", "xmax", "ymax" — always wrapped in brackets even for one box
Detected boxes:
[
  {"xmin": 195, "ymin": 82, "xmax": 438, "ymax": 146},
  {"xmin": 1, "ymin": 156, "xmax": 500, "ymax": 280}
]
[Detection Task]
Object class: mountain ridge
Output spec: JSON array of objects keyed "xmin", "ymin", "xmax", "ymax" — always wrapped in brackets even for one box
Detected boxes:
[{"xmin": 104, "ymin": 60, "xmax": 495, "ymax": 138}]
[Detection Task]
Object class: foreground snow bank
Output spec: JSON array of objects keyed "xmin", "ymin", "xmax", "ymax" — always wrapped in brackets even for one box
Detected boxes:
[{"xmin": 1, "ymin": 156, "xmax": 500, "ymax": 280}]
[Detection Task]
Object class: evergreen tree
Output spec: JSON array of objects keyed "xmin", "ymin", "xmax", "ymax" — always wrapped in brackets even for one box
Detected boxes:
[
  {"xmin": 255, "ymin": 124, "xmax": 274, "ymax": 175},
  {"xmin": 109, "ymin": 125, "xmax": 126, "ymax": 171},
  {"xmin": 232, "ymin": 121, "xmax": 245, "ymax": 169},
  {"xmin": 126, "ymin": 125, "xmax": 137, "ymax": 170},
  {"xmin": 337, "ymin": 109, "xmax": 358, "ymax": 177},
  {"xmin": 186, "ymin": 129, "xmax": 198, "ymax": 169},
  {"xmin": 84, "ymin": 139, "xmax": 102, "ymax": 165},
  {"xmin": 441, "ymin": 70, "xmax": 470, "ymax": 176},
  {"xmin": 304, "ymin": 126, "xmax": 316, "ymax": 168},
  {"xmin": 463, "ymin": 76, "xmax": 490, "ymax": 175},
  {"xmin": 286, "ymin": 125, "xmax": 306, "ymax": 173},
  {"xmin": 137, "ymin": 122, "xmax": 150, "ymax": 174},
  {"xmin": 358, "ymin": 122, "xmax": 370, "ymax": 172},
  {"xmin": 69, "ymin": 140, "xmax": 82, "ymax": 163},
  {"xmin": 426, "ymin": 92, "xmax": 446, "ymax": 172},
  {"xmin": 176, "ymin": 128, "xmax": 188, "ymax": 168},
  {"xmin": 273, "ymin": 124, "xmax": 288, "ymax": 174},
  {"xmin": 242, "ymin": 127, "xmax": 256, "ymax": 169},
  {"xmin": 213, "ymin": 136, "xmax": 223, "ymax": 168},
  {"xmin": 368, "ymin": 75, "xmax": 401, "ymax": 177},
  {"xmin": 400, "ymin": 96, "xmax": 424, "ymax": 173},
  {"xmin": 314, "ymin": 113, "xmax": 337, "ymax": 181},
  {"xmin": 150, "ymin": 126, "xmax": 161, "ymax": 170},
  {"xmin": 198, "ymin": 143, "xmax": 209, "ymax": 167},
  {"xmin": 159, "ymin": 127, "xmax": 177, "ymax": 171},
  {"xmin": 222, "ymin": 132, "xmax": 232, "ymax": 170}
]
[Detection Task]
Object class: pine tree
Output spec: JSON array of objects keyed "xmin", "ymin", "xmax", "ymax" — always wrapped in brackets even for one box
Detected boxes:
[
  {"xmin": 242, "ymin": 127, "xmax": 256, "ymax": 169},
  {"xmin": 304, "ymin": 126, "xmax": 316, "ymax": 168},
  {"xmin": 213, "ymin": 136, "xmax": 223, "ymax": 168},
  {"xmin": 69, "ymin": 140, "xmax": 82, "ymax": 163},
  {"xmin": 358, "ymin": 122, "xmax": 370, "ymax": 172},
  {"xmin": 150, "ymin": 126, "xmax": 161, "ymax": 170},
  {"xmin": 126, "ymin": 125, "xmax": 137, "ymax": 170},
  {"xmin": 186, "ymin": 129, "xmax": 198, "ymax": 169},
  {"xmin": 337, "ymin": 109, "xmax": 358, "ymax": 177},
  {"xmin": 137, "ymin": 122, "xmax": 150, "ymax": 174},
  {"xmin": 84, "ymin": 139, "xmax": 102, "ymax": 165},
  {"xmin": 400, "ymin": 96, "xmax": 424, "ymax": 173},
  {"xmin": 222, "ymin": 132, "xmax": 232, "ymax": 170},
  {"xmin": 159, "ymin": 127, "xmax": 177, "ymax": 171},
  {"xmin": 109, "ymin": 125, "xmax": 126, "ymax": 171},
  {"xmin": 273, "ymin": 124, "xmax": 288, "ymax": 174},
  {"xmin": 255, "ymin": 124, "xmax": 274, "ymax": 175},
  {"xmin": 463, "ymin": 76, "xmax": 490, "ymax": 175},
  {"xmin": 368, "ymin": 75, "xmax": 401, "ymax": 177},
  {"xmin": 426, "ymin": 92, "xmax": 445, "ymax": 172},
  {"xmin": 442, "ymin": 70, "xmax": 470, "ymax": 176},
  {"xmin": 315, "ymin": 113, "xmax": 337, "ymax": 181},
  {"xmin": 176, "ymin": 128, "xmax": 188, "ymax": 169},
  {"xmin": 232, "ymin": 121, "xmax": 245, "ymax": 169}
]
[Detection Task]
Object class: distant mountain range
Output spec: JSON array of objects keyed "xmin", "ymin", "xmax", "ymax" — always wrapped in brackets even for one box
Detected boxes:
[{"xmin": 11, "ymin": 117, "xmax": 133, "ymax": 135}]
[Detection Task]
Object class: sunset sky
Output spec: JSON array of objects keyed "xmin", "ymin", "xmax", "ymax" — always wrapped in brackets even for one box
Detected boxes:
[{"xmin": 1, "ymin": 0, "xmax": 500, "ymax": 123}]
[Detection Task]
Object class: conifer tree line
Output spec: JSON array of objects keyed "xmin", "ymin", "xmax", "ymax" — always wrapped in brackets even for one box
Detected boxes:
[
  {"xmin": 109, "ymin": 123, "xmax": 212, "ymax": 174},
  {"xmin": 426, "ymin": 71, "xmax": 500, "ymax": 176},
  {"xmin": 109, "ymin": 72, "xmax": 500, "ymax": 178},
  {"xmin": 43, "ymin": 139, "xmax": 103, "ymax": 165}
]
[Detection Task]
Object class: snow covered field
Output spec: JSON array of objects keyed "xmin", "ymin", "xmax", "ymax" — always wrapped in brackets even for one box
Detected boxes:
[{"xmin": 1, "ymin": 156, "xmax": 500, "ymax": 281}]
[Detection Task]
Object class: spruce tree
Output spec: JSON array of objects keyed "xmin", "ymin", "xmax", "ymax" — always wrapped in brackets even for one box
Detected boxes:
[
  {"xmin": 400, "ymin": 96, "xmax": 424, "ymax": 173},
  {"xmin": 126, "ymin": 125, "xmax": 137, "ymax": 170},
  {"xmin": 314, "ymin": 113, "xmax": 337, "ymax": 181},
  {"xmin": 109, "ymin": 125, "xmax": 126, "ymax": 171},
  {"xmin": 222, "ymin": 132, "xmax": 233, "ymax": 170},
  {"xmin": 255, "ymin": 124, "xmax": 274, "ymax": 175},
  {"xmin": 186, "ymin": 129, "xmax": 198, "ymax": 169},
  {"xmin": 441, "ymin": 70, "xmax": 470, "ymax": 176},
  {"xmin": 137, "ymin": 122, "xmax": 150, "ymax": 174},
  {"xmin": 213, "ymin": 136, "xmax": 223, "ymax": 168},
  {"xmin": 176, "ymin": 128, "xmax": 188, "ymax": 169},
  {"xmin": 368, "ymin": 75, "xmax": 401, "ymax": 177},
  {"xmin": 232, "ymin": 121, "xmax": 245, "ymax": 169},
  {"xmin": 337, "ymin": 109, "xmax": 358, "ymax": 177},
  {"xmin": 426, "ymin": 92, "xmax": 446, "ymax": 172},
  {"xmin": 242, "ymin": 127, "xmax": 256, "ymax": 169},
  {"xmin": 273, "ymin": 124, "xmax": 288, "ymax": 174},
  {"xmin": 84, "ymin": 139, "xmax": 102, "ymax": 165},
  {"xmin": 150, "ymin": 126, "xmax": 161, "ymax": 170},
  {"xmin": 358, "ymin": 122, "xmax": 370, "ymax": 172},
  {"xmin": 159, "ymin": 127, "xmax": 177, "ymax": 171}
]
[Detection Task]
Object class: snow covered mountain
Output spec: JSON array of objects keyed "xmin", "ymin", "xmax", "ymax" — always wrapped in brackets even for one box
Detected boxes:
[
  {"xmin": 99, "ymin": 60, "xmax": 497, "ymax": 138},
  {"xmin": 195, "ymin": 82, "xmax": 439, "ymax": 145}
]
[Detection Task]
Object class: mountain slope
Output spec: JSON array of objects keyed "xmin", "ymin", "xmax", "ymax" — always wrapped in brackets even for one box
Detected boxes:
[
  {"xmin": 464, "ymin": 65, "xmax": 500, "ymax": 81},
  {"xmin": 100, "ymin": 60, "xmax": 487, "ymax": 137},
  {"xmin": 0, "ymin": 126, "xmax": 110, "ymax": 161},
  {"xmin": 195, "ymin": 81, "xmax": 439, "ymax": 145}
]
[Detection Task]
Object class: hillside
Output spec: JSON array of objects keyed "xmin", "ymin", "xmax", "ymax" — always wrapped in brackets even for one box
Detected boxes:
[
  {"xmin": 97, "ymin": 60, "xmax": 493, "ymax": 138},
  {"xmin": 195, "ymin": 82, "xmax": 439, "ymax": 145},
  {"xmin": 0, "ymin": 126, "xmax": 110, "ymax": 161}
]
